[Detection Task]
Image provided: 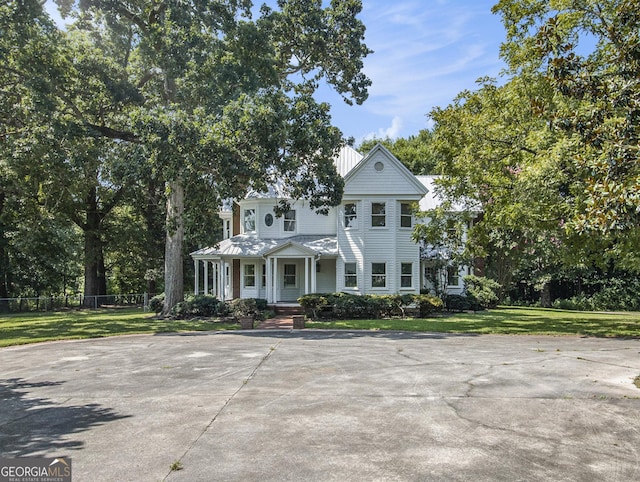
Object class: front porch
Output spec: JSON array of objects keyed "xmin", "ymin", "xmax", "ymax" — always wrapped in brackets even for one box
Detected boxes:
[{"xmin": 191, "ymin": 235, "xmax": 338, "ymax": 303}]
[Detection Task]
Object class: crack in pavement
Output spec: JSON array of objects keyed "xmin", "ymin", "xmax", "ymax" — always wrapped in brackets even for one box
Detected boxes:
[{"xmin": 162, "ymin": 340, "xmax": 283, "ymax": 481}]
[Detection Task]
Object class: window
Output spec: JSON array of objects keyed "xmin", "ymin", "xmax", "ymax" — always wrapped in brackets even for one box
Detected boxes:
[
  {"xmin": 400, "ymin": 203, "xmax": 412, "ymax": 228},
  {"xmin": 344, "ymin": 262, "xmax": 357, "ymax": 288},
  {"xmin": 344, "ymin": 203, "xmax": 357, "ymax": 228},
  {"xmin": 284, "ymin": 264, "xmax": 296, "ymax": 287},
  {"xmin": 424, "ymin": 265, "xmax": 437, "ymax": 282},
  {"xmin": 262, "ymin": 264, "xmax": 266, "ymax": 288},
  {"xmin": 284, "ymin": 210, "xmax": 296, "ymax": 232},
  {"xmin": 225, "ymin": 220, "xmax": 231, "ymax": 239},
  {"xmin": 401, "ymin": 263, "xmax": 413, "ymax": 288},
  {"xmin": 372, "ymin": 263, "xmax": 386, "ymax": 288},
  {"xmin": 244, "ymin": 209, "xmax": 255, "ymax": 232},
  {"xmin": 447, "ymin": 266, "xmax": 459, "ymax": 286},
  {"xmin": 371, "ymin": 202, "xmax": 386, "ymax": 227},
  {"xmin": 264, "ymin": 213, "xmax": 274, "ymax": 227},
  {"xmin": 244, "ymin": 264, "xmax": 256, "ymax": 288}
]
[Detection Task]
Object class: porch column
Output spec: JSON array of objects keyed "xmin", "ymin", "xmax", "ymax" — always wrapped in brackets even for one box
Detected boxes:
[
  {"xmin": 204, "ymin": 260, "xmax": 209, "ymax": 295},
  {"xmin": 219, "ymin": 259, "xmax": 225, "ymax": 302},
  {"xmin": 265, "ymin": 257, "xmax": 272, "ymax": 303},
  {"xmin": 194, "ymin": 259, "xmax": 199, "ymax": 295},
  {"xmin": 311, "ymin": 257, "xmax": 317, "ymax": 293},
  {"xmin": 304, "ymin": 256, "xmax": 312, "ymax": 295},
  {"xmin": 273, "ymin": 256, "xmax": 278, "ymax": 303}
]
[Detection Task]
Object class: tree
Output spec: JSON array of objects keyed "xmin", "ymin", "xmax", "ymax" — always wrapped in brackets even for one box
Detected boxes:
[
  {"xmin": 427, "ymin": 74, "xmax": 582, "ymax": 304},
  {"xmin": 358, "ymin": 130, "xmax": 439, "ymax": 174},
  {"xmin": 1, "ymin": 1, "xmax": 153, "ymax": 305},
  {"xmin": 48, "ymin": 0, "xmax": 372, "ymax": 315},
  {"xmin": 494, "ymin": 0, "xmax": 640, "ymax": 233}
]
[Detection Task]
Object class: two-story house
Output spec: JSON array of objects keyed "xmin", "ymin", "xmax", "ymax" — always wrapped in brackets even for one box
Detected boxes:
[{"xmin": 190, "ymin": 144, "xmax": 467, "ymax": 303}]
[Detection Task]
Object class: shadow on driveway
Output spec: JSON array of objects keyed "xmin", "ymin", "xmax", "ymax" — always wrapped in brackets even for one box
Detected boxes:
[{"xmin": 0, "ymin": 378, "xmax": 130, "ymax": 457}]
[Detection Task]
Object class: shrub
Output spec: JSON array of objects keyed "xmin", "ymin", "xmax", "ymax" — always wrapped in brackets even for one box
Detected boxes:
[
  {"xmin": 298, "ymin": 294, "xmax": 331, "ymax": 318},
  {"xmin": 230, "ymin": 298, "xmax": 267, "ymax": 318},
  {"xmin": 333, "ymin": 292, "xmax": 370, "ymax": 319},
  {"xmin": 149, "ymin": 294, "xmax": 165, "ymax": 314},
  {"xmin": 444, "ymin": 294, "xmax": 481, "ymax": 312},
  {"xmin": 168, "ymin": 294, "xmax": 221, "ymax": 319},
  {"xmin": 189, "ymin": 295, "xmax": 220, "ymax": 317},
  {"xmin": 463, "ymin": 275, "xmax": 501, "ymax": 309},
  {"xmin": 413, "ymin": 294, "xmax": 444, "ymax": 317},
  {"xmin": 301, "ymin": 292, "xmax": 445, "ymax": 319}
]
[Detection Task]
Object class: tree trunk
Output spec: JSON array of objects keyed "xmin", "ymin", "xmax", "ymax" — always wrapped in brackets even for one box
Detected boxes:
[
  {"xmin": 540, "ymin": 280, "xmax": 552, "ymax": 308},
  {"xmin": 83, "ymin": 204, "xmax": 107, "ymax": 307},
  {"xmin": 0, "ymin": 189, "xmax": 10, "ymax": 311},
  {"xmin": 162, "ymin": 180, "xmax": 185, "ymax": 316}
]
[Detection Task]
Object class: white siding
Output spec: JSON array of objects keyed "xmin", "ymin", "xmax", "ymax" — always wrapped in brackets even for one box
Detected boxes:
[
  {"xmin": 316, "ymin": 258, "xmax": 336, "ymax": 293},
  {"xmin": 344, "ymin": 150, "xmax": 427, "ymax": 197},
  {"xmin": 240, "ymin": 199, "xmax": 337, "ymax": 239}
]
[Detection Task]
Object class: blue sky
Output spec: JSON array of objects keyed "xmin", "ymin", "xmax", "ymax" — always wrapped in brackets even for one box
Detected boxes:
[
  {"xmin": 329, "ymin": 0, "xmax": 507, "ymax": 143},
  {"xmin": 45, "ymin": 0, "xmax": 507, "ymax": 143}
]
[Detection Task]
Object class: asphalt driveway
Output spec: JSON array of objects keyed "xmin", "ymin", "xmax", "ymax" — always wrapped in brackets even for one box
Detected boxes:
[{"xmin": 1, "ymin": 330, "xmax": 639, "ymax": 481}]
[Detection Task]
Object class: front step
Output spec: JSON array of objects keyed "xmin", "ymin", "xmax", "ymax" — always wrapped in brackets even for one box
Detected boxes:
[{"xmin": 269, "ymin": 304, "xmax": 304, "ymax": 316}]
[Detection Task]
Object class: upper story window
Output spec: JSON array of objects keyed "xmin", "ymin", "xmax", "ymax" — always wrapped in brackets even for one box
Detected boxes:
[
  {"xmin": 224, "ymin": 220, "xmax": 231, "ymax": 239},
  {"xmin": 284, "ymin": 210, "xmax": 296, "ymax": 232},
  {"xmin": 344, "ymin": 203, "xmax": 357, "ymax": 228},
  {"xmin": 371, "ymin": 202, "xmax": 386, "ymax": 227},
  {"xmin": 244, "ymin": 209, "xmax": 256, "ymax": 232},
  {"xmin": 400, "ymin": 203, "xmax": 413, "ymax": 228}
]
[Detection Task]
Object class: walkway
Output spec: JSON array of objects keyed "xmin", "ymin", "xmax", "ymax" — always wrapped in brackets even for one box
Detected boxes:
[{"xmin": 256, "ymin": 315, "xmax": 294, "ymax": 329}]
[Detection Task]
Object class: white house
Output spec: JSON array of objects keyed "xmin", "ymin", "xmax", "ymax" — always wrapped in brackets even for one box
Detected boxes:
[{"xmin": 190, "ymin": 144, "xmax": 469, "ymax": 303}]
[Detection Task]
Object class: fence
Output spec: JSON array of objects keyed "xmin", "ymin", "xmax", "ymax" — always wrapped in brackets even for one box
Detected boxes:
[{"xmin": 0, "ymin": 294, "xmax": 149, "ymax": 314}]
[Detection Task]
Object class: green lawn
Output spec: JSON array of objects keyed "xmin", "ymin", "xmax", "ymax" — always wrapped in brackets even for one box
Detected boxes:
[
  {"xmin": 0, "ymin": 308, "xmax": 240, "ymax": 347},
  {"xmin": 306, "ymin": 307, "xmax": 640, "ymax": 338},
  {"xmin": 1, "ymin": 306, "xmax": 639, "ymax": 348}
]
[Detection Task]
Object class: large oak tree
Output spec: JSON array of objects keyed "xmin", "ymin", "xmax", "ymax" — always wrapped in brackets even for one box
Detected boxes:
[{"xmin": 3, "ymin": 0, "xmax": 371, "ymax": 312}]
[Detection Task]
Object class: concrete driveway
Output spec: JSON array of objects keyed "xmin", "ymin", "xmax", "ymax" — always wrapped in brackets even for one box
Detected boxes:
[{"xmin": 1, "ymin": 330, "xmax": 639, "ymax": 481}]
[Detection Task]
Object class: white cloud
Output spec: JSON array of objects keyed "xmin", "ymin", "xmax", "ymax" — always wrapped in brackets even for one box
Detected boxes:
[{"xmin": 361, "ymin": 116, "xmax": 404, "ymax": 142}]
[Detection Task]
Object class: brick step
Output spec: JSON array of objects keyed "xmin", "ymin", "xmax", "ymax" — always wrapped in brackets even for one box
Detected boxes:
[{"xmin": 269, "ymin": 304, "xmax": 304, "ymax": 316}]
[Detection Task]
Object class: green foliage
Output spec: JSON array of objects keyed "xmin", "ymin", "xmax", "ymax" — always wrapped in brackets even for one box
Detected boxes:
[
  {"xmin": 444, "ymin": 294, "xmax": 481, "ymax": 312},
  {"xmin": 463, "ymin": 275, "xmax": 501, "ymax": 309},
  {"xmin": 494, "ymin": 0, "xmax": 640, "ymax": 233},
  {"xmin": 413, "ymin": 294, "xmax": 444, "ymax": 317},
  {"xmin": 552, "ymin": 278, "xmax": 640, "ymax": 312},
  {"xmin": 2, "ymin": 1, "xmax": 372, "ymax": 313},
  {"xmin": 298, "ymin": 293, "xmax": 445, "ymax": 320},
  {"xmin": 149, "ymin": 294, "xmax": 165, "ymax": 314},
  {"xmin": 358, "ymin": 130, "xmax": 439, "ymax": 174},
  {"xmin": 298, "ymin": 293, "xmax": 331, "ymax": 318},
  {"xmin": 228, "ymin": 298, "xmax": 268, "ymax": 318},
  {"xmin": 170, "ymin": 294, "xmax": 221, "ymax": 319}
]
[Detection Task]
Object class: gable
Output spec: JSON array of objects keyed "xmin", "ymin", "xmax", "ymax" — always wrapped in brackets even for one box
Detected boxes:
[
  {"xmin": 343, "ymin": 144, "xmax": 428, "ymax": 197},
  {"xmin": 264, "ymin": 240, "xmax": 319, "ymax": 257}
]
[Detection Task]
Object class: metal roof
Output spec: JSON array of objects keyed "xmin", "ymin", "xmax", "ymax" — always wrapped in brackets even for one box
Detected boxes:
[{"xmin": 191, "ymin": 235, "xmax": 338, "ymax": 259}]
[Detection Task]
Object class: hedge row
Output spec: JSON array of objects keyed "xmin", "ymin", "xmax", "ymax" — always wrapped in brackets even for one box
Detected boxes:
[
  {"xmin": 297, "ymin": 292, "xmax": 444, "ymax": 319},
  {"xmin": 149, "ymin": 294, "xmax": 269, "ymax": 320}
]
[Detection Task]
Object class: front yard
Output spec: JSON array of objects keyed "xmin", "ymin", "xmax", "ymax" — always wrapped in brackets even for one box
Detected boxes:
[
  {"xmin": 305, "ymin": 307, "xmax": 640, "ymax": 338},
  {"xmin": 1, "ymin": 306, "xmax": 639, "ymax": 348}
]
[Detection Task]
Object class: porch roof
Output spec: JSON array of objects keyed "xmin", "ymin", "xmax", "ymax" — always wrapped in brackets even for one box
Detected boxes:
[{"xmin": 191, "ymin": 234, "xmax": 338, "ymax": 259}]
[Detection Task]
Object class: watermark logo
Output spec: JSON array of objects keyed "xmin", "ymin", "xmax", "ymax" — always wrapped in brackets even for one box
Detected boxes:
[{"xmin": 0, "ymin": 457, "xmax": 71, "ymax": 482}]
